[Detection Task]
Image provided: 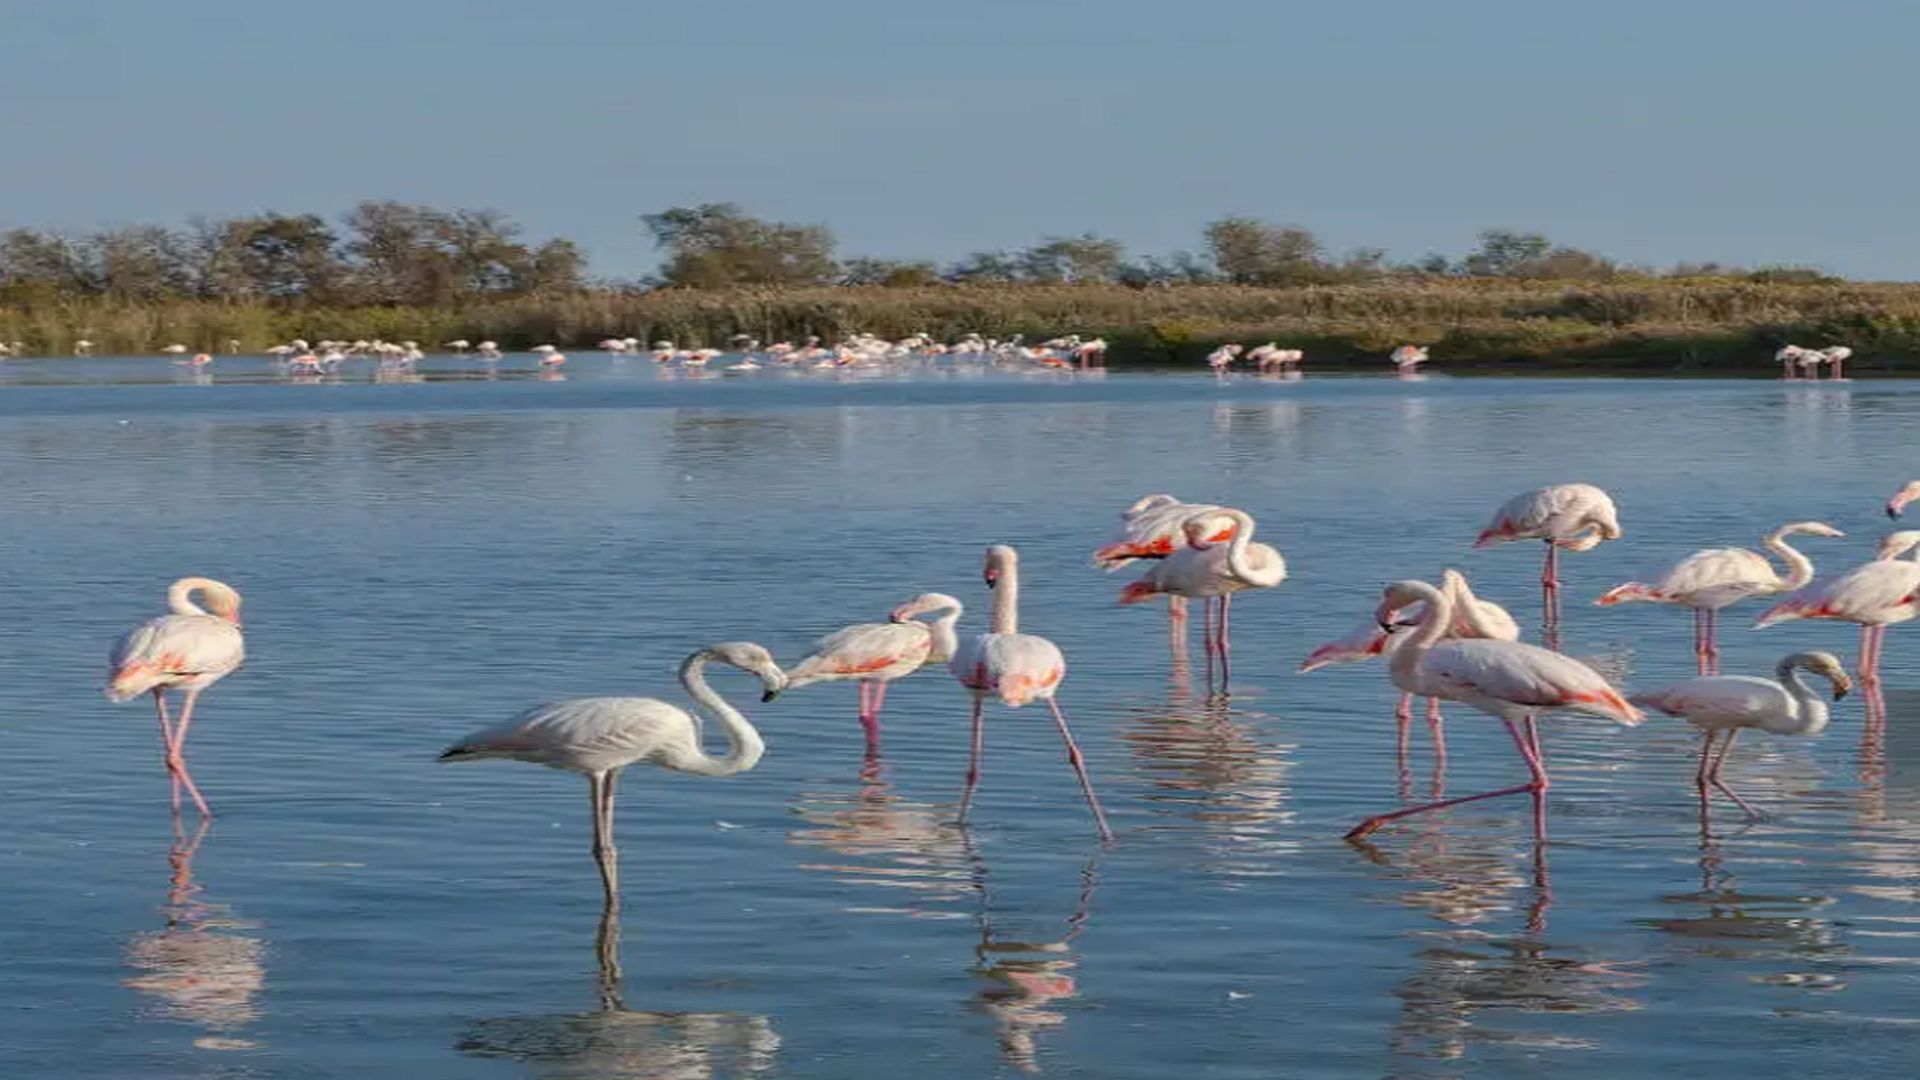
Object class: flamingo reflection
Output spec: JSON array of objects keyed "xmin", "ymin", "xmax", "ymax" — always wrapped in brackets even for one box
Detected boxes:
[
  {"xmin": 788, "ymin": 760, "xmax": 973, "ymax": 913},
  {"xmin": 457, "ymin": 903, "xmax": 781, "ymax": 1080},
  {"xmin": 122, "ymin": 818, "xmax": 267, "ymax": 1051},
  {"xmin": 964, "ymin": 835, "xmax": 1100, "ymax": 1074}
]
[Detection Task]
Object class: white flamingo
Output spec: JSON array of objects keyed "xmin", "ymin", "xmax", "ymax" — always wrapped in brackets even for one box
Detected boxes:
[
  {"xmin": 784, "ymin": 593, "xmax": 963, "ymax": 755},
  {"xmin": 105, "ymin": 578, "xmax": 246, "ymax": 818}
]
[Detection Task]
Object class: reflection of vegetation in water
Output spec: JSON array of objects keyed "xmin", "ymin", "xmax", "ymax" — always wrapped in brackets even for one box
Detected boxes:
[{"xmin": 122, "ymin": 820, "xmax": 267, "ymax": 1050}]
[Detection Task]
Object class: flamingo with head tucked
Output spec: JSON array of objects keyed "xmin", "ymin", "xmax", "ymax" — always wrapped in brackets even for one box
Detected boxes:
[
  {"xmin": 950, "ymin": 545, "xmax": 1111, "ymax": 840},
  {"xmin": 1596, "ymin": 521, "xmax": 1843, "ymax": 674},
  {"xmin": 106, "ymin": 578, "xmax": 246, "ymax": 818},
  {"xmin": 1119, "ymin": 508, "xmax": 1285, "ymax": 689},
  {"xmin": 1092, "ymin": 495, "xmax": 1238, "ymax": 648},
  {"xmin": 438, "ymin": 642, "xmax": 787, "ymax": 910},
  {"xmin": 1475, "ymin": 483, "xmax": 1622, "ymax": 645},
  {"xmin": 784, "ymin": 593, "xmax": 963, "ymax": 756},
  {"xmin": 1345, "ymin": 578, "xmax": 1641, "ymax": 842},
  {"xmin": 1632, "ymin": 651, "xmax": 1851, "ymax": 819},
  {"xmin": 1755, "ymin": 531, "xmax": 1920, "ymax": 689}
]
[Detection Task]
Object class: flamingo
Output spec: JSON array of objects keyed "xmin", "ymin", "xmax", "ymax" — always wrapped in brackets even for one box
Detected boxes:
[
  {"xmin": 160, "ymin": 344, "xmax": 188, "ymax": 355},
  {"xmin": 1755, "ymin": 531, "xmax": 1920, "ymax": 689},
  {"xmin": 1344, "ymin": 578, "xmax": 1642, "ymax": 842},
  {"xmin": 438, "ymin": 642, "xmax": 787, "ymax": 909},
  {"xmin": 950, "ymin": 545, "xmax": 1111, "ymax": 840},
  {"xmin": 1822, "ymin": 345, "xmax": 1852, "ymax": 381},
  {"xmin": 1632, "ymin": 651, "xmax": 1850, "ymax": 819},
  {"xmin": 784, "ymin": 593, "xmax": 963, "ymax": 756},
  {"xmin": 1474, "ymin": 483, "xmax": 1622, "ymax": 645},
  {"xmin": 1883, "ymin": 480, "xmax": 1920, "ymax": 519},
  {"xmin": 1595, "ymin": 521, "xmax": 1843, "ymax": 674},
  {"xmin": 1390, "ymin": 344, "xmax": 1429, "ymax": 373},
  {"xmin": 105, "ymin": 578, "xmax": 246, "ymax": 818},
  {"xmin": 1118, "ymin": 508, "xmax": 1286, "ymax": 689},
  {"xmin": 1776, "ymin": 344, "xmax": 1808, "ymax": 379},
  {"xmin": 1206, "ymin": 344, "xmax": 1243, "ymax": 376},
  {"xmin": 1092, "ymin": 495, "xmax": 1239, "ymax": 648},
  {"xmin": 1300, "ymin": 569, "xmax": 1518, "ymax": 759}
]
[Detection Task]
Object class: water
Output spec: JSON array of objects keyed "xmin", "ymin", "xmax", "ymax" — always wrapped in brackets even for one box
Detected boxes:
[{"xmin": 4, "ymin": 356, "xmax": 1919, "ymax": 1078}]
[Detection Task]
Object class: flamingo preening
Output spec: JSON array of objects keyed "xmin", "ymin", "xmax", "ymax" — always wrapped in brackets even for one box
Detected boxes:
[
  {"xmin": 1119, "ymin": 507, "xmax": 1286, "ymax": 689},
  {"xmin": 438, "ymin": 643, "xmax": 787, "ymax": 910},
  {"xmin": 1475, "ymin": 483, "xmax": 1622, "ymax": 646},
  {"xmin": 1345, "ymin": 578, "xmax": 1642, "ymax": 842},
  {"xmin": 1092, "ymin": 495, "xmax": 1238, "ymax": 652},
  {"xmin": 1595, "ymin": 521, "xmax": 1843, "ymax": 674},
  {"xmin": 950, "ymin": 545, "xmax": 1112, "ymax": 841},
  {"xmin": 1632, "ymin": 651, "xmax": 1850, "ymax": 820},
  {"xmin": 1885, "ymin": 480, "xmax": 1920, "ymax": 519},
  {"xmin": 785, "ymin": 593, "xmax": 963, "ymax": 757},
  {"xmin": 1755, "ymin": 531, "xmax": 1920, "ymax": 690},
  {"xmin": 105, "ymin": 578, "xmax": 246, "ymax": 818}
]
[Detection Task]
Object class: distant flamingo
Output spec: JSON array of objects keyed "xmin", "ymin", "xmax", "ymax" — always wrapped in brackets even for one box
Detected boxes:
[
  {"xmin": 1596, "ymin": 521, "xmax": 1843, "ymax": 674},
  {"xmin": 951, "ymin": 546, "xmax": 1111, "ymax": 840},
  {"xmin": 1206, "ymin": 344, "xmax": 1243, "ymax": 376},
  {"xmin": 1092, "ymin": 495, "xmax": 1238, "ymax": 649},
  {"xmin": 1390, "ymin": 344, "xmax": 1429, "ymax": 374},
  {"xmin": 105, "ymin": 578, "xmax": 246, "ymax": 818},
  {"xmin": 438, "ymin": 642, "xmax": 787, "ymax": 909},
  {"xmin": 1119, "ymin": 508, "xmax": 1285, "ymax": 689},
  {"xmin": 1345, "ymin": 578, "xmax": 1642, "ymax": 842},
  {"xmin": 1755, "ymin": 531, "xmax": 1920, "ymax": 689},
  {"xmin": 1777, "ymin": 344, "xmax": 1808, "ymax": 379},
  {"xmin": 1301, "ymin": 569, "xmax": 1517, "ymax": 760},
  {"xmin": 1632, "ymin": 651, "xmax": 1850, "ymax": 819},
  {"xmin": 785, "ymin": 593, "xmax": 963, "ymax": 756},
  {"xmin": 1475, "ymin": 482, "xmax": 1622, "ymax": 645},
  {"xmin": 1823, "ymin": 345, "xmax": 1852, "ymax": 380}
]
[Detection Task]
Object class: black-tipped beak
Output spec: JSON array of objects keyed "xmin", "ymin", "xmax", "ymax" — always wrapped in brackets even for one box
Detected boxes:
[
  {"xmin": 762, "ymin": 688, "xmax": 782, "ymax": 703},
  {"xmin": 1834, "ymin": 685, "xmax": 1851, "ymax": 701},
  {"xmin": 1888, "ymin": 506, "xmax": 1901, "ymax": 520},
  {"xmin": 1377, "ymin": 619, "xmax": 1395, "ymax": 633}
]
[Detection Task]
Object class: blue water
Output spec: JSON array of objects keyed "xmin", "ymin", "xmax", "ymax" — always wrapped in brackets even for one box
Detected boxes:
[{"xmin": 4, "ymin": 356, "xmax": 1919, "ymax": 1078}]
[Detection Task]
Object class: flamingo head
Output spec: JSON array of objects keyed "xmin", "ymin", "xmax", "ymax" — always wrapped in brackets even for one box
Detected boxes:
[
  {"xmin": 1875, "ymin": 531, "xmax": 1920, "ymax": 561},
  {"xmin": 1887, "ymin": 481, "xmax": 1920, "ymax": 519},
  {"xmin": 1374, "ymin": 580, "xmax": 1429, "ymax": 631},
  {"xmin": 709, "ymin": 641, "xmax": 786, "ymax": 702},
  {"xmin": 983, "ymin": 545, "xmax": 1017, "ymax": 588},
  {"xmin": 891, "ymin": 592, "xmax": 961, "ymax": 623}
]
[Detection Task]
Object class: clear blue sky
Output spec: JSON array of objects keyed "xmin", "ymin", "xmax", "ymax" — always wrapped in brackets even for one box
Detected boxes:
[{"xmin": 6, "ymin": 0, "xmax": 1914, "ymax": 278}]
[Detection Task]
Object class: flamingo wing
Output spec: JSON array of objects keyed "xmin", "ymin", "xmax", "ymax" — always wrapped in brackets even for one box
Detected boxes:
[
  {"xmin": 1655, "ymin": 547, "xmax": 1777, "ymax": 604},
  {"xmin": 1764, "ymin": 561, "xmax": 1920, "ymax": 624},
  {"xmin": 1631, "ymin": 675, "xmax": 1790, "ymax": 728},
  {"xmin": 440, "ymin": 697, "xmax": 695, "ymax": 770},
  {"xmin": 107, "ymin": 614, "xmax": 245, "ymax": 700},
  {"xmin": 786, "ymin": 622, "xmax": 931, "ymax": 686},
  {"xmin": 1424, "ymin": 639, "xmax": 1640, "ymax": 724}
]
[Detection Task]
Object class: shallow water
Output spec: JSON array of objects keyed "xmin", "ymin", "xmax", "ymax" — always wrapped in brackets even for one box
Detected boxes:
[{"xmin": 4, "ymin": 356, "xmax": 1920, "ymax": 1078}]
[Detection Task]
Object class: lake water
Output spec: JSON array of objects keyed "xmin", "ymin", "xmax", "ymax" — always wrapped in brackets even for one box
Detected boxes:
[{"xmin": 5, "ymin": 355, "xmax": 1920, "ymax": 1078}]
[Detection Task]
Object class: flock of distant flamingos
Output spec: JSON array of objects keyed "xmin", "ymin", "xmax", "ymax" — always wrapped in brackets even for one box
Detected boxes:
[
  {"xmin": 0, "ymin": 335, "xmax": 1859, "ymax": 378},
  {"xmin": 104, "ymin": 479, "xmax": 1920, "ymax": 910}
]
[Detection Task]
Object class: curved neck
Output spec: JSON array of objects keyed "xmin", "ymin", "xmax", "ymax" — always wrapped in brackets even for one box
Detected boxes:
[
  {"xmin": 1763, "ymin": 529, "xmax": 1819, "ymax": 590},
  {"xmin": 1774, "ymin": 658, "xmax": 1830, "ymax": 736},
  {"xmin": 1389, "ymin": 581, "xmax": 1453, "ymax": 679},
  {"xmin": 1444, "ymin": 575, "xmax": 1500, "ymax": 637},
  {"xmin": 928, "ymin": 603, "xmax": 963, "ymax": 660},
  {"xmin": 1217, "ymin": 510, "xmax": 1261, "ymax": 583},
  {"xmin": 167, "ymin": 579, "xmax": 211, "ymax": 616},
  {"xmin": 991, "ymin": 563, "xmax": 1020, "ymax": 635},
  {"xmin": 673, "ymin": 652, "xmax": 766, "ymax": 777}
]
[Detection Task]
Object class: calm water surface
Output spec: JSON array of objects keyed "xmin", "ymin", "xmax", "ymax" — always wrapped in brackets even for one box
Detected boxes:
[{"xmin": 4, "ymin": 356, "xmax": 1920, "ymax": 1078}]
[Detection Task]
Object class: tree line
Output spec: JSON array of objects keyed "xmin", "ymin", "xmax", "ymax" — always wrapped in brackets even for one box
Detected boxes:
[{"xmin": 0, "ymin": 200, "xmax": 1835, "ymax": 308}]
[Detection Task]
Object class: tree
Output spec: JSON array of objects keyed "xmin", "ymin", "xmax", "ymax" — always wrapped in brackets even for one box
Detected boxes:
[
  {"xmin": 0, "ymin": 228, "xmax": 98, "ymax": 299},
  {"xmin": 92, "ymin": 224, "xmax": 191, "ymax": 302},
  {"xmin": 641, "ymin": 202, "xmax": 838, "ymax": 287},
  {"xmin": 1202, "ymin": 217, "xmax": 1325, "ymax": 285},
  {"xmin": 1018, "ymin": 234, "xmax": 1126, "ymax": 283},
  {"xmin": 1460, "ymin": 229, "xmax": 1551, "ymax": 276},
  {"xmin": 231, "ymin": 213, "xmax": 344, "ymax": 300},
  {"xmin": 841, "ymin": 257, "xmax": 941, "ymax": 287},
  {"xmin": 520, "ymin": 238, "xmax": 588, "ymax": 294},
  {"xmin": 945, "ymin": 250, "xmax": 1023, "ymax": 283}
]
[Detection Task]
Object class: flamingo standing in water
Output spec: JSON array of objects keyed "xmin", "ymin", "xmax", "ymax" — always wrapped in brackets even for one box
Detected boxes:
[
  {"xmin": 784, "ymin": 593, "xmax": 963, "ymax": 756},
  {"xmin": 1301, "ymin": 568, "xmax": 1517, "ymax": 760},
  {"xmin": 438, "ymin": 642, "xmax": 787, "ymax": 909},
  {"xmin": 1345, "ymin": 578, "xmax": 1641, "ymax": 842},
  {"xmin": 1633, "ymin": 651, "xmax": 1851, "ymax": 820},
  {"xmin": 1390, "ymin": 345, "xmax": 1429, "ymax": 374},
  {"xmin": 951, "ymin": 545, "xmax": 1112, "ymax": 840},
  {"xmin": 1475, "ymin": 483, "xmax": 1622, "ymax": 646},
  {"xmin": 1822, "ymin": 345, "xmax": 1852, "ymax": 380},
  {"xmin": 105, "ymin": 578, "xmax": 246, "ymax": 818},
  {"xmin": 1755, "ymin": 531, "xmax": 1920, "ymax": 690},
  {"xmin": 1119, "ymin": 508, "xmax": 1286, "ymax": 689},
  {"xmin": 1776, "ymin": 344, "xmax": 1808, "ymax": 379},
  {"xmin": 1595, "ymin": 521, "xmax": 1843, "ymax": 674},
  {"xmin": 1092, "ymin": 495, "xmax": 1238, "ymax": 650}
]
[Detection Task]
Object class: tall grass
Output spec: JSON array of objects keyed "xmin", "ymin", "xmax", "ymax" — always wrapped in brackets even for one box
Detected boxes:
[{"xmin": 6, "ymin": 279, "xmax": 1920, "ymax": 367}]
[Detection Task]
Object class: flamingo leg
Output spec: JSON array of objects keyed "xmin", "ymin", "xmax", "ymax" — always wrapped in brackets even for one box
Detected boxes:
[
  {"xmin": 1346, "ymin": 718, "xmax": 1546, "ymax": 840},
  {"xmin": 1703, "ymin": 608, "xmax": 1720, "ymax": 675},
  {"xmin": 1046, "ymin": 697, "xmax": 1113, "ymax": 842},
  {"xmin": 1514, "ymin": 716, "xmax": 1551, "ymax": 844},
  {"xmin": 168, "ymin": 688, "xmax": 213, "ymax": 818},
  {"xmin": 1541, "ymin": 543, "xmax": 1561, "ymax": 647},
  {"xmin": 1168, "ymin": 595, "xmax": 1188, "ymax": 655},
  {"xmin": 1831, "ymin": 356, "xmax": 1844, "ymax": 380},
  {"xmin": 1200, "ymin": 598, "xmax": 1216, "ymax": 688},
  {"xmin": 1426, "ymin": 697, "xmax": 1447, "ymax": 771},
  {"xmin": 857, "ymin": 680, "xmax": 882, "ymax": 756},
  {"xmin": 152, "ymin": 690, "xmax": 182, "ymax": 813},
  {"xmin": 1706, "ymin": 730, "xmax": 1759, "ymax": 819},
  {"xmin": 958, "ymin": 694, "xmax": 986, "ymax": 824},
  {"xmin": 1692, "ymin": 609, "xmax": 1707, "ymax": 675},
  {"xmin": 1218, "ymin": 594, "xmax": 1233, "ymax": 691},
  {"xmin": 589, "ymin": 770, "xmax": 620, "ymax": 910}
]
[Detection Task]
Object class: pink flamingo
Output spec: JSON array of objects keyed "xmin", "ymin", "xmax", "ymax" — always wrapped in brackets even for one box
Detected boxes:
[
  {"xmin": 105, "ymin": 578, "xmax": 246, "ymax": 818},
  {"xmin": 784, "ymin": 592, "xmax": 964, "ymax": 756},
  {"xmin": 950, "ymin": 545, "xmax": 1111, "ymax": 841},
  {"xmin": 1754, "ymin": 531, "xmax": 1920, "ymax": 689},
  {"xmin": 1345, "ymin": 578, "xmax": 1642, "ymax": 842},
  {"xmin": 1118, "ymin": 508, "xmax": 1286, "ymax": 690},
  {"xmin": 1822, "ymin": 345, "xmax": 1852, "ymax": 380},
  {"xmin": 1474, "ymin": 483, "xmax": 1622, "ymax": 646},
  {"xmin": 1777, "ymin": 344, "xmax": 1807, "ymax": 380},
  {"xmin": 1595, "ymin": 521, "xmax": 1842, "ymax": 674},
  {"xmin": 1632, "ymin": 651, "xmax": 1850, "ymax": 820},
  {"xmin": 1390, "ymin": 344, "xmax": 1430, "ymax": 374},
  {"xmin": 1301, "ymin": 568, "xmax": 1517, "ymax": 761},
  {"xmin": 1092, "ymin": 495, "xmax": 1239, "ymax": 650},
  {"xmin": 1884, "ymin": 480, "xmax": 1920, "ymax": 519},
  {"xmin": 439, "ymin": 642, "xmax": 787, "ymax": 909}
]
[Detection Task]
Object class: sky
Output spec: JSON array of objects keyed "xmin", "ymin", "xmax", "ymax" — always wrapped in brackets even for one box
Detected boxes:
[{"xmin": 4, "ymin": 0, "xmax": 1916, "ymax": 279}]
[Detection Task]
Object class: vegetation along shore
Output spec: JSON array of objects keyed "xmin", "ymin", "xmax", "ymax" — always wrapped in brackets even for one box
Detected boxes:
[{"xmin": 1, "ymin": 201, "xmax": 1911, "ymax": 371}]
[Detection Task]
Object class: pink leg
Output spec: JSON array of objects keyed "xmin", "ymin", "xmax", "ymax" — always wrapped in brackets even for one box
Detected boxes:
[
  {"xmin": 1706, "ymin": 729, "xmax": 1759, "ymax": 818},
  {"xmin": 1515, "ymin": 716, "xmax": 1551, "ymax": 844},
  {"xmin": 1703, "ymin": 608, "xmax": 1720, "ymax": 675},
  {"xmin": 958, "ymin": 694, "xmax": 986, "ymax": 824},
  {"xmin": 1218, "ymin": 594, "xmax": 1233, "ymax": 690},
  {"xmin": 1542, "ymin": 543, "xmax": 1561, "ymax": 648},
  {"xmin": 1200, "ymin": 598, "xmax": 1216, "ymax": 688},
  {"xmin": 153, "ymin": 690, "xmax": 182, "ymax": 812},
  {"xmin": 1832, "ymin": 357, "xmax": 1844, "ymax": 380},
  {"xmin": 1046, "ymin": 697, "xmax": 1113, "ymax": 842},
  {"xmin": 1346, "ymin": 717, "xmax": 1546, "ymax": 840},
  {"xmin": 1692, "ymin": 609, "xmax": 1707, "ymax": 675},
  {"xmin": 1426, "ymin": 697, "xmax": 1447, "ymax": 767},
  {"xmin": 857, "ymin": 680, "xmax": 882, "ymax": 756},
  {"xmin": 1168, "ymin": 595, "xmax": 1189, "ymax": 657},
  {"xmin": 168, "ymin": 688, "xmax": 213, "ymax": 818}
]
